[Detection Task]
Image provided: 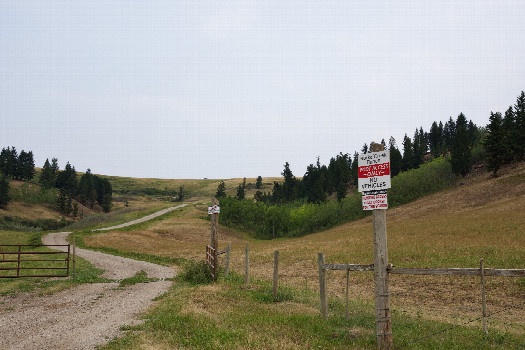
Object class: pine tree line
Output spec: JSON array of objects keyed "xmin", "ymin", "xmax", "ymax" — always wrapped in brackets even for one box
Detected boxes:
[
  {"xmin": 219, "ymin": 90, "xmax": 525, "ymax": 206},
  {"xmin": 0, "ymin": 148, "xmax": 113, "ymax": 214}
]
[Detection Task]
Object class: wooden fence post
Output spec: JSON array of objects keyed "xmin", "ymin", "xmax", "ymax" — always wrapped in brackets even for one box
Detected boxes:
[
  {"xmin": 273, "ymin": 250, "xmax": 279, "ymax": 299},
  {"xmin": 371, "ymin": 142, "xmax": 392, "ymax": 350},
  {"xmin": 480, "ymin": 258, "xmax": 488, "ymax": 334},
  {"xmin": 224, "ymin": 243, "xmax": 231, "ymax": 277},
  {"xmin": 244, "ymin": 244, "xmax": 249, "ymax": 286},
  {"xmin": 73, "ymin": 237, "xmax": 76, "ymax": 280},
  {"xmin": 318, "ymin": 253, "xmax": 328, "ymax": 318},
  {"xmin": 345, "ymin": 269, "xmax": 350, "ymax": 321}
]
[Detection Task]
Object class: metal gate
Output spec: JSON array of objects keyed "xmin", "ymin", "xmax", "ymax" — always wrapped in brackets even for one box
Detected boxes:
[{"xmin": 0, "ymin": 244, "xmax": 71, "ymax": 278}]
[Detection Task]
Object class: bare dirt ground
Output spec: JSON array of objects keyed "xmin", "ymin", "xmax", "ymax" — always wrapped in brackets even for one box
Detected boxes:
[{"xmin": 0, "ymin": 207, "xmax": 184, "ymax": 350}]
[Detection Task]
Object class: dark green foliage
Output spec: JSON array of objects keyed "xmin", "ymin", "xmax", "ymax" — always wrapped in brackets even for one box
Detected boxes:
[
  {"xmin": 336, "ymin": 181, "xmax": 346, "ymax": 202},
  {"xmin": 428, "ymin": 121, "xmax": 443, "ymax": 157},
  {"xmin": 16, "ymin": 150, "xmax": 35, "ymax": 181},
  {"xmin": 72, "ymin": 202, "xmax": 79, "ymax": 218},
  {"xmin": 388, "ymin": 137, "xmax": 402, "ymax": 177},
  {"xmin": 180, "ymin": 260, "xmax": 213, "ymax": 285},
  {"xmin": 253, "ymin": 190, "xmax": 263, "ymax": 202},
  {"xmin": 235, "ymin": 178, "xmax": 246, "ymax": 200},
  {"xmin": 215, "ymin": 180, "xmax": 226, "ymax": 197},
  {"xmin": 0, "ymin": 146, "xmax": 17, "ymax": 178},
  {"xmin": 220, "ymin": 158, "xmax": 454, "ymax": 239},
  {"xmin": 78, "ymin": 169, "xmax": 97, "ymax": 207},
  {"xmin": 412, "ymin": 127, "xmax": 427, "ymax": 168},
  {"xmin": 55, "ymin": 162, "xmax": 78, "ymax": 195},
  {"xmin": 484, "ymin": 112, "xmax": 506, "ymax": 174},
  {"xmin": 0, "ymin": 173, "xmax": 10, "ymax": 207},
  {"xmin": 450, "ymin": 113, "xmax": 472, "ymax": 176},
  {"xmin": 0, "ymin": 215, "xmax": 72, "ymax": 231},
  {"xmin": 514, "ymin": 91, "xmax": 525, "ymax": 160},
  {"xmin": 39, "ymin": 159, "xmax": 56, "ymax": 189},
  {"xmin": 177, "ymin": 185, "xmax": 184, "ymax": 201},
  {"xmin": 402, "ymin": 134, "xmax": 414, "ymax": 171},
  {"xmin": 255, "ymin": 176, "xmax": 263, "ymax": 189}
]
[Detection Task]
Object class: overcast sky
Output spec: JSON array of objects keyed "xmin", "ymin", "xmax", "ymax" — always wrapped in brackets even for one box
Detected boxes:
[{"xmin": 1, "ymin": 1, "xmax": 524, "ymax": 179}]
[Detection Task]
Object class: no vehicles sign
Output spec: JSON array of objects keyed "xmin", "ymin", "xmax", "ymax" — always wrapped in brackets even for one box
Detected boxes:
[
  {"xmin": 358, "ymin": 151, "xmax": 391, "ymax": 192},
  {"xmin": 358, "ymin": 150, "xmax": 391, "ymax": 210},
  {"xmin": 208, "ymin": 205, "xmax": 220, "ymax": 214}
]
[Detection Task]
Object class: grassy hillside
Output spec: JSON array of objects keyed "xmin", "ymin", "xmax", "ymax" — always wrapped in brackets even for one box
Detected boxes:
[
  {"xmin": 101, "ymin": 175, "xmax": 280, "ymax": 200},
  {"xmin": 81, "ymin": 161, "xmax": 525, "ymax": 349}
]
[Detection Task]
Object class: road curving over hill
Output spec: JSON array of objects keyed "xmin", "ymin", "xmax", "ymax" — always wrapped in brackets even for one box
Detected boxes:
[{"xmin": 0, "ymin": 205, "xmax": 186, "ymax": 350}]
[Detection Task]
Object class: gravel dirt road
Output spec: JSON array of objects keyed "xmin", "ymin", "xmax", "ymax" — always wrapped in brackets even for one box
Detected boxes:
[{"xmin": 0, "ymin": 206, "xmax": 185, "ymax": 350}]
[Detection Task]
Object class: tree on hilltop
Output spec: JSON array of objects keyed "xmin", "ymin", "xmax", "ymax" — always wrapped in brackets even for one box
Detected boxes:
[
  {"xmin": 484, "ymin": 112, "xmax": 505, "ymax": 175},
  {"xmin": 255, "ymin": 176, "xmax": 263, "ymax": 189},
  {"xmin": 40, "ymin": 159, "xmax": 56, "ymax": 189},
  {"xmin": 450, "ymin": 113, "xmax": 472, "ymax": 176},
  {"xmin": 216, "ymin": 180, "xmax": 226, "ymax": 197}
]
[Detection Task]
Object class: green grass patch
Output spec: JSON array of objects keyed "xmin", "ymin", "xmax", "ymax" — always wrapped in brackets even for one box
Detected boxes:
[
  {"xmin": 119, "ymin": 270, "xmax": 158, "ymax": 287},
  {"xmin": 72, "ymin": 231, "xmax": 185, "ymax": 267},
  {"xmin": 10, "ymin": 183, "xmax": 57, "ymax": 205},
  {"xmin": 101, "ymin": 270, "xmax": 524, "ymax": 350}
]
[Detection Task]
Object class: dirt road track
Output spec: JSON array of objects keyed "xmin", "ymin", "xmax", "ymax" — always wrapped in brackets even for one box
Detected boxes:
[{"xmin": 0, "ymin": 205, "xmax": 185, "ymax": 350}]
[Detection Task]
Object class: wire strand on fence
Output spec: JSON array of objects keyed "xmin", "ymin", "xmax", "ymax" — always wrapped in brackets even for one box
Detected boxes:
[{"xmin": 408, "ymin": 301, "xmax": 525, "ymax": 344}]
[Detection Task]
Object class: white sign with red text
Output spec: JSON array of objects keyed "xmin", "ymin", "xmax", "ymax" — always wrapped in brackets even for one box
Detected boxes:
[
  {"xmin": 362, "ymin": 190, "xmax": 388, "ymax": 210},
  {"xmin": 208, "ymin": 205, "xmax": 220, "ymax": 214},
  {"xmin": 357, "ymin": 151, "xmax": 391, "ymax": 193}
]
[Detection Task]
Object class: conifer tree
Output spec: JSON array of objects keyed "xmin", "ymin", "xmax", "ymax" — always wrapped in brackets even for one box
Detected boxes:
[
  {"xmin": 502, "ymin": 107, "xmax": 519, "ymax": 163},
  {"xmin": 255, "ymin": 176, "xmax": 263, "ymax": 189},
  {"xmin": 484, "ymin": 112, "xmax": 505, "ymax": 175},
  {"xmin": 514, "ymin": 91, "xmax": 525, "ymax": 160},
  {"xmin": 450, "ymin": 113, "xmax": 472, "ymax": 176},
  {"xmin": 388, "ymin": 137, "xmax": 402, "ymax": 177},
  {"xmin": 402, "ymin": 134, "xmax": 414, "ymax": 171},
  {"xmin": 39, "ymin": 159, "xmax": 55, "ymax": 189},
  {"xmin": 215, "ymin": 180, "xmax": 226, "ymax": 197},
  {"xmin": 428, "ymin": 121, "xmax": 443, "ymax": 157},
  {"xmin": 236, "ymin": 178, "xmax": 246, "ymax": 200}
]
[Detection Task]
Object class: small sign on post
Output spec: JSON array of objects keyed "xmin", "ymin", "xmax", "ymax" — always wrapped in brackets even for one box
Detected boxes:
[{"xmin": 358, "ymin": 150, "xmax": 391, "ymax": 210}]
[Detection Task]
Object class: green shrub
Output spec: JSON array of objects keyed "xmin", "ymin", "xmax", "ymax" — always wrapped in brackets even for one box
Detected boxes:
[
  {"xmin": 10, "ymin": 183, "xmax": 57, "ymax": 205},
  {"xmin": 180, "ymin": 260, "xmax": 213, "ymax": 285},
  {"xmin": 219, "ymin": 157, "xmax": 456, "ymax": 239}
]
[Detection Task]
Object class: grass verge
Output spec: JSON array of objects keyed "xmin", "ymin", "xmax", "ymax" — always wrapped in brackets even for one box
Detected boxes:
[{"xmin": 101, "ymin": 268, "xmax": 525, "ymax": 350}]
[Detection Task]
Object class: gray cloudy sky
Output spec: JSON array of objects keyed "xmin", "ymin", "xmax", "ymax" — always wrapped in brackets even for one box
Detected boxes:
[{"xmin": 1, "ymin": 1, "xmax": 524, "ymax": 179}]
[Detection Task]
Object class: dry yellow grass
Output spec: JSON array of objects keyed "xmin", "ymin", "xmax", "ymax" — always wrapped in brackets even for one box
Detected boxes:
[{"xmin": 86, "ymin": 162, "xmax": 525, "ymax": 335}]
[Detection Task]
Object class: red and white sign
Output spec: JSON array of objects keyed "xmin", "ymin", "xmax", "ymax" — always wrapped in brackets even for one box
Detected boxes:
[
  {"xmin": 208, "ymin": 205, "xmax": 220, "ymax": 214},
  {"xmin": 358, "ymin": 151, "xmax": 391, "ymax": 192},
  {"xmin": 362, "ymin": 190, "xmax": 388, "ymax": 210}
]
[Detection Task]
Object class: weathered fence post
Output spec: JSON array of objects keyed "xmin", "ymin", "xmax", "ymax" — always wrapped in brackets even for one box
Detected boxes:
[
  {"xmin": 224, "ymin": 243, "xmax": 231, "ymax": 277},
  {"xmin": 370, "ymin": 142, "xmax": 392, "ymax": 350},
  {"xmin": 273, "ymin": 250, "xmax": 279, "ymax": 299},
  {"xmin": 318, "ymin": 253, "xmax": 328, "ymax": 318},
  {"xmin": 244, "ymin": 244, "xmax": 249, "ymax": 286},
  {"xmin": 480, "ymin": 258, "xmax": 488, "ymax": 334},
  {"xmin": 345, "ymin": 269, "xmax": 350, "ymax": 321},
  {"xmin": 210, "ymin": 197, "xmax": 219, "ymax": 281},
  {"xmin": 73, "ymin": 237, "xmax": 76, "ymax": 280}
]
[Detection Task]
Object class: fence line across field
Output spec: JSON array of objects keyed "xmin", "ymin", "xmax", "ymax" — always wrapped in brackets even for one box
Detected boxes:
[{"xmin": 318, "ymin": 253, "xmax": 525, "ymax": 335}]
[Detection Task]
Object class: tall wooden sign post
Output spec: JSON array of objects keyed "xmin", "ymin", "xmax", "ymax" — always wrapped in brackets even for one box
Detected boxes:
[
  {"xmin": 358, "ymin": 142, "xmax": 392, "ymax": 349},
  {"xmin": 208, "ymin": 197, "xmax": 220, "ymax": 281}
]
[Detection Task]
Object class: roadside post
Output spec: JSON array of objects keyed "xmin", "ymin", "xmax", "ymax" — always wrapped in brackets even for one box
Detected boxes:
[
  {"xmin": 358, "ymin": 142, "xmax": 392, "ymax": 349},
  {"xmin": 207, "ymin": 197, "xmax": 220, "ymax": 281}
]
